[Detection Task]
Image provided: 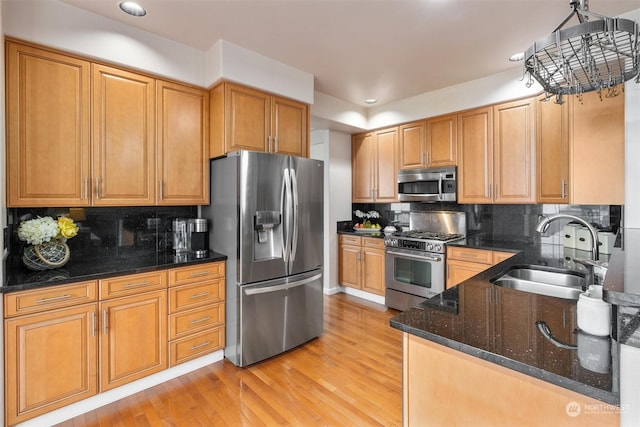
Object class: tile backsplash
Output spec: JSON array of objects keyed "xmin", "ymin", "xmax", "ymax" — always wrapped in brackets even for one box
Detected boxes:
[
  {"xmin": 351, "ymin": 202, "xmax": 621, "ymax": 245},
  {"xmin": 8, "ymin": 206, "xmax": 198, "ymax": 259}
]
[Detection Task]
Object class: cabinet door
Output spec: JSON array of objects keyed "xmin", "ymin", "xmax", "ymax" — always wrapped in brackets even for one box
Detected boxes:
[
  {"xmin": 426, "ymin": 114, "xmax": 457, "ymax": 167},
  {"xmin": 339, "ymin": 244, "xmax": 361, "ymax": 289},
  {"xmin": 457, "ymin": 107, "xmax": 493, "ymax": 203},
  {"xmin": 157, "ymin": 80, "xmax": 209, "ymax": 205},
  {"xmin": 398, "ymin": 120, "xmax": 426, "ymax": 170},
  {"xmin": 446, "ymin": 259, "xmax": 489, "ymax": 288},
  {"xmin": 6, "ymin": 41, "xmax": 91, "ymax": 207},
  {"xmin": 99, "ymin": 291, "xmax": 167, "ymax": 392},
  {"xmin": 5, "ymin": 304, "xmax": 98, "ymax": 425},
  {"xmin": 224, "ymin": 83, "xmax": 270, "ymax": 153},
  {"xmin": 271, "ymin": 96, "xmax": 308, "ymax": 157},
  {"xmin": 536, "ymin": 95, "xmax": 569, "ymax": 203},
  {"xmin": 570, "ymin": 90, "xmax": 624, "ymax": 205},
  {"xmin": 374, "ymin": 127, "xmax": 398, "ymax": 202},
  {"xmin": 362, "ymin": 238, "xmax": 385, "ymax": 296},
  {"xmin": 352, "ymin": 133, "xmax": 375, "ymax": 202},
  {"xmin": 493, "ymin": 98, "xmax": 536, "ymax": 203},
  {"xmin": 92, "ymin": 64, "xmax": 155, "ymax": 206}
]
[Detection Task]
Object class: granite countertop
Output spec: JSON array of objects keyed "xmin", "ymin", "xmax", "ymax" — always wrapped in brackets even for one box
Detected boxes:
[
  {"xmin": 3, "ymin": 249, "xmax": 227, "ymax": 293},
  {"xmin": 337, "ymin": 229, "xmax": 385, "ymax": 239},
  {"xmin": 390, "ymin": 240, "xmax": 620, "ymax": 405}
]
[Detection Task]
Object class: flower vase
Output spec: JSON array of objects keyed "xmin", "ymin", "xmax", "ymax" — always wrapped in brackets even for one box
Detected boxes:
[{"xmin": 22, "ymin": 241, "xmax": 70, "ymax": 271}]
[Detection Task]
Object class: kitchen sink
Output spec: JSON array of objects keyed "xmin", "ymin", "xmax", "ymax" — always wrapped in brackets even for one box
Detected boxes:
[{"xmin": 490, "ymin": 266, "xmax": 586, "ymax": 300}]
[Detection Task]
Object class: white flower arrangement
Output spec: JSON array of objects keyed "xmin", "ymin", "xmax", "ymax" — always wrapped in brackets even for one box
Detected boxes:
[
  {"xmin": 353, "ymin": 210, "xmax": 380, "ymax": 220},
  {"xmin": 17, "ymin": 216, "xmax": 78, "ymax": 246}
]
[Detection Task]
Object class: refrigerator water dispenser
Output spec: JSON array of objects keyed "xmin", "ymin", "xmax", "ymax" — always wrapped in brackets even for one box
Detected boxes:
[{"xmin": 254, "ymin": 211, "xmax": 282, "ymax": 260}]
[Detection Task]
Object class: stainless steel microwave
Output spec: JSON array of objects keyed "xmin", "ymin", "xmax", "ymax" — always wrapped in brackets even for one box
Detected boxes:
[{"xmin": 397, "ymin": 166, "xmax": 457, "ymax": 202}]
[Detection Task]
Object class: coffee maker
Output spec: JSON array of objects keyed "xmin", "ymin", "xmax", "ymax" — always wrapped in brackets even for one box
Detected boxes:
[{"xmin": 188, "ymin": 218, "xmax": 209, "ymax": 257}]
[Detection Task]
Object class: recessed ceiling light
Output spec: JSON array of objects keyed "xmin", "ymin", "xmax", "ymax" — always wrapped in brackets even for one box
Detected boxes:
[
  {"xmin": 509, "ymin": 52, "xmax": 524, "ymax": 62},
  {"xmin": 119, "ymin": 1, "xmax": 147, "ymax": 17},
  {"xmin": 364, "ymin": 99, "xmax": 378, "ymax": 105}
]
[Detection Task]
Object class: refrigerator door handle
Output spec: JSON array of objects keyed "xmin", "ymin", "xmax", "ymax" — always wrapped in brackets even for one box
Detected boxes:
[
  {"xmin": 280, "ymin": 168, "xmax": 289, "ymax": 263},
  {"xmin": 290, "ymin": 168, "xmax": 299, "ymax": 263},
  {"xmin": 243, "ymin": 273, "xmax": 323, "ymax": 295},
  {"xmin": 282, "ymin": 168, "xmax": 293, "ymax": 264}
]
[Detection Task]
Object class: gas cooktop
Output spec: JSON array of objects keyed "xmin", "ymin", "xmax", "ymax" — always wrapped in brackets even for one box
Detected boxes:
[{"xmin": 384, "ymin": 230, "xmax": 465, "ymax": 254}]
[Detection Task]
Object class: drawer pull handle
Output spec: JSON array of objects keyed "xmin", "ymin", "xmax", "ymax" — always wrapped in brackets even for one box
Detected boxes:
[
  {"xmin": 36, "ymin": 294, "xmax": 72, "ymax": 304},
  {"xmin": 459, "ymin": 253, "xmax": 480, "ymax": 259},
  {"xmin": 190, "ymin": 316, "xmax": 211, "ymax": 325},
  {"xmin": 190, "ymin": 341, "xmax": 210, "ymax": 350},
  {"xmin": 189, "ymin": 271, "xmax": 210, "ymax": 278},
  {"xmin": 123, "ymin": 281, "xmax": 151, "ymax": 289},
  {"xmin": 190, "ymin": 292, "xmax": 211, "ymax": 299}
]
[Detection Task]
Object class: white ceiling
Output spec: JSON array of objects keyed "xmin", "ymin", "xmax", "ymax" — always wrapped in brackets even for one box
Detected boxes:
[{"xmin": 60, "ymin": 0, "xmax": 640, "ymax": 108}]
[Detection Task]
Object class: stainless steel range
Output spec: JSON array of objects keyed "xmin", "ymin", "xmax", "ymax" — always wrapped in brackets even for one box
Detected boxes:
[{"xmin": 384, "ymin": 211, "xmax": 466, "ymax": 311}]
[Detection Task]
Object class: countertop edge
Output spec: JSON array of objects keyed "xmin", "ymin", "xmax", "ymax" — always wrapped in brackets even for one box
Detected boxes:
[{"xmin": 2, "ymin": 252, "xmax": 228, "ymax": 293}]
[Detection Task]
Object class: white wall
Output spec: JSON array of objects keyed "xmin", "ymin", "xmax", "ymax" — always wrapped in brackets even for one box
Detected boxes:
[
  {"xmin": 2, "ymin": 0, "xmax": 314, "ymax": 103},
  {"xmin": 623, "ymin": 8, "xmax": 640, "ymax": 228},
  {"xmin": 310, "ymin": 129, "xmax": 352, "ymax": 294}
]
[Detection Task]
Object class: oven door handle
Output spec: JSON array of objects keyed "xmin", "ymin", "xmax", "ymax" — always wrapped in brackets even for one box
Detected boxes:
[{"xmin": 386, "ymin": 250, "xmax": 442, "ymax": 262}]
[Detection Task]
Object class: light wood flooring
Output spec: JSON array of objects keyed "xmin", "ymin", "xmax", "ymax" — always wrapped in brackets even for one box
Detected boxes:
[{"xmin": 56, "ymin": 293, "xmax": 403, "ymax": 426}]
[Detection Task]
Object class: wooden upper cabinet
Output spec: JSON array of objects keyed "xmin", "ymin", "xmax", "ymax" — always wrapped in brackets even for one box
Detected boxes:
[
  {"xmin": 426, "ymin": 114, "xmax": 457, "ymax": 167},
  {"xmin": 399, "ymin": 120, "xmax": 427, "ymax": 170},
  {"xmin": 569, "ymin": 90, "xmax": 624, "ymax": 205},
  {"xmin": 493, "ymin": 98, "xmax": 536, "ymax": 203},
  {"xmin": 536, "ymin": 94, "xmax": 569, "ymax": 203},
  {"xmin": 210, "ymin": 82, "xmax": 309, "ymax": 158},
  {"xmin": 352, "ymin": 132, "xmax": 375, "ymax": 202},
  {"xmin": 457, "ymin": 106, "xmax": 493, "ymax": 203},
  {"xmin": 375, "ymin": 127, "xmax": 399, "ymax": 202},
  {"xmin": 92, "ymin": 64, "xmax": 156, "ymax": 206},
  {"xmin": 6, "ymin": 40, "xmax": 91, "ymax": 207},
  {"xmin": 352, "ymin": 128, "xmax": 398, "ymax": 202},
  {"xmin": 457, "ymin": 98, "xmax": 536, "ymax": 204},
  {"xmin": 271, "ymin": 96, "xmax": 309, "ymax": 156},
  {"xmin": 157, "ymin": 80, "xmax": 209, "ymax": 205},
  {"xmin": 398, "ymin": 115, "xmax": 456, "ymax": 170}
]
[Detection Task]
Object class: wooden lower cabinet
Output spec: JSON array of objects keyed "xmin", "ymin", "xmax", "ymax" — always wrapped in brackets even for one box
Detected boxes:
[
  {"xmin": 168, "ymin": 262, "xmax": 226, "ymax": 366},
  {"xmin": 5, "ymin": 303, "xmax": 98, "ymax": 426},
  {"xmin": 446, "ymin": 247, "xmax": 514, "ymax": 288},
  {"xmin": 403, "ymin": 333, "xmax": 618, "ymax": 426},
  {"xmin": 338, "ymin": 235, "xmax": 385, "ymax": 296},
  {"xmin": 4, "ymin": 261, "xmax": 225, "ymax": 425},
  {"xmin": 99, "ymin": 290, "xmax": 167, "ymax": 391}
]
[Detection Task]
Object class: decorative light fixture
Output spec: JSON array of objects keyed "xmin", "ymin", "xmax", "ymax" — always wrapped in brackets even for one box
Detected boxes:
[
  {"xmin": 119, "ymin": 1, "xmax": 147, "ymax": 17},
  {"xmin": 523, "ymin": 0, "xmax": 639, "ymax": 102},
  {"xmin": 364, "ymin": 98, "xmax": 378, "ymax": 105}
]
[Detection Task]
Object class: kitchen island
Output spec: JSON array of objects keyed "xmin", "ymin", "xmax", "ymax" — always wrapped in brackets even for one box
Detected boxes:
[{"xmin": 391, "ymin": 239, "xmax": 620, "ymax": 426}]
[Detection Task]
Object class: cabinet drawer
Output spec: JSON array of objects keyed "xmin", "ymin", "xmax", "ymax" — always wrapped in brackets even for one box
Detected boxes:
[
  {"xmin": 169, "ymin": 302, "xmax": 225, "ymax": 340},
  {"xmin": 169, "ymin": 280, "xmax": 225, "ymax": 313},
  {"xmin": 4, "ymin": 281, "xmax": 98, "ymax": 317},
  {"xmin": 99, "ymin": 271, "xmax": 167, "ymax": 299},
  {"xmin": 169, "ymin": 327, "xmax": 224, "ymax": 366},
  {"xmin": 169, "ymin": 262, "xmax": 225, "ymax": 287},
  {"xmin": 447, "ymin": 247, "xmax": 493, "ymax": 264},
  {"xmin": 362, "ymin": 237, "xmax": 384, "ymax": 250},
  {"xmin": 339, "ymin": 234, "xmax": 361, "ymax": 246}
]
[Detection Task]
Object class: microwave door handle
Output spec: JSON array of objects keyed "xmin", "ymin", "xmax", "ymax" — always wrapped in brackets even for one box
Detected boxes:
[{"xmin": 438, "ymin": 174, "xmax": 443, "ymax": 201}]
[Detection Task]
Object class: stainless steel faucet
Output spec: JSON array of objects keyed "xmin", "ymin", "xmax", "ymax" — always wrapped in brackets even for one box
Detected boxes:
[{"xmin": 535, "ymin": 214, "xmax": 600, "ymax": 261}]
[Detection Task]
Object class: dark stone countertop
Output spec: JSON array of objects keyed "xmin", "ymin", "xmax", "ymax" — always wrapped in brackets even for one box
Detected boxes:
[
  {"xmin": 2, "ymin": 249, "xmax": 227, "ymax": 293},
  {"xmin": 337, "ymin": 229, "xmax": 386, "ymax": 239},
  {"xmin": 390, "ymin": 239, "xmax": 620, "ymax": 405}
]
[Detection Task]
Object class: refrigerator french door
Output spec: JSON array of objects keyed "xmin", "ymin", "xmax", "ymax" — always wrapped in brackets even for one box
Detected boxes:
[{"xmin": 204, "ymin": 150, "xmax": 324, "ymax": 366}]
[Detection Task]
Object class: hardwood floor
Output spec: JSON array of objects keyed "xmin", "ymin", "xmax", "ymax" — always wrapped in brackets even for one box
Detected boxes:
[{"xmin": 56, "ymin": 293, "xmax": 403, "ymax": 427}]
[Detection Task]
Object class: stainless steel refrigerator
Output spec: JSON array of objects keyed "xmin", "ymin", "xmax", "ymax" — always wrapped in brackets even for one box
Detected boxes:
[{"xmin": 202, "ymin": 150, "xmax": 324, "ymax": 367}]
